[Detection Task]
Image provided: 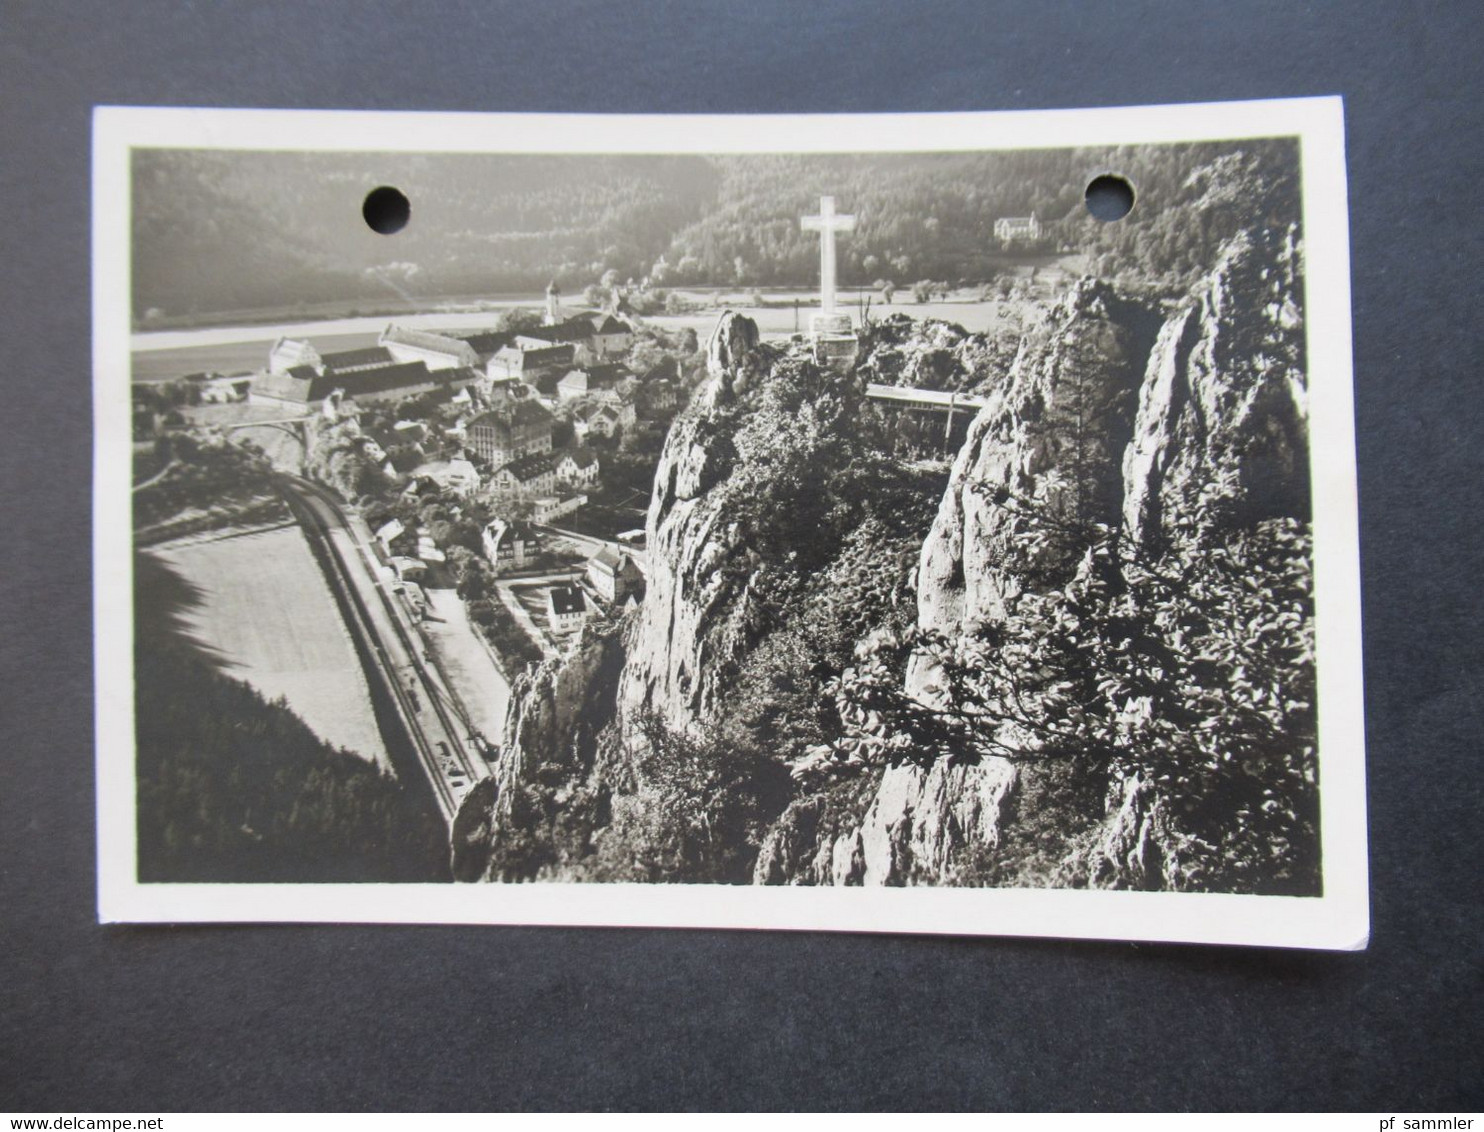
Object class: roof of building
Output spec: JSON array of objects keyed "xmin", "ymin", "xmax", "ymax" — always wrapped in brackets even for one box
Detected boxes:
[
  {"xmin": 590, "ymin": 546, "xmax": 642, "ymax": 576},
  {"xmin": 468, "ymin": 398, "xmax": 554, "ymax": 436},
  {"xmin": 492, "ymin": 339, "xmax": 577, "ymax": 365},
  {"xmin": 574, "ymin": 401, "xmax": 622, "ymax": 423},
  {"xmin": 486, "ymin": 516, "xmax": 533, "ymax": 538},
  {"xmin": 414, "ymin": 458, "xmax": 479, "ymax": 483},
  {"xmin": 548, "ymin": 584, "xmax": 587, "ymax": 616},
  {"xmin": 560, "ymin": 446, "xmax": 600, "ymax": 470},
  {"xmin": 256, "ymin": 359, "xmax": 445, "ymax": 405},
  {"xmin": 452, "ymin": 330, "xmax": 516, "ymax": 358},
  {"xmin": 498, "ymin": 451, "xmax": 560, "ymax": 483},
  {"xmin": 643, "ymin": 356, "xmax": 679, "ymax": 382},
  {"xmin": 249, "ymin": 370, "xmax": 318, "ymax": 403},
  {"xmin": 522, "ymin": 316, "xmax": 603, "ymax": 346},
  {"xmin": 589, "ymin": 314, "xmax": 630, "ymax": 335},
  {"xmin": 485, "ymin": 518, "xmax": 534, "ymax": 552},
  {"xmin": 320, "ymin": 346, "xmax": 395, "ymax": 371},
  {"xmin": 560, "ymin": 363, "xmax": 628, "ymax": 390},
  {"xmin": 339, "ymin": 361, "xmax": 441, "ymax": 399},
  {"xmin": 487, "ymin": 377, "xmax": 535, "ymax": 402},
  {"xmin": 380, "ymin": 325, "xmax": 479, "ymax": 362},
  {"xmin": 271, "ymin": 337, "xmax": 320, "ymax": 363}
]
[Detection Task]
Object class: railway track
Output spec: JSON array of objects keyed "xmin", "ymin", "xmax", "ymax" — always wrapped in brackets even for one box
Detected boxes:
[{"xmin": 277, "ymin": 475, "xmax": 484, "ymax": 825}]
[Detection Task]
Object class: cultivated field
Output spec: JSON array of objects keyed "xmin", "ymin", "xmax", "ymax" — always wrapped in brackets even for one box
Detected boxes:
[{"xmin": 150, "ymin": 525, "xmax": 389, "ymax": 770}]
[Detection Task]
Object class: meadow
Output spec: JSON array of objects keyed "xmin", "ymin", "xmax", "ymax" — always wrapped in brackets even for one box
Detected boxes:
[{"xmin": 149, "ymin": 525, "xmax": 388, "ymax": 769}]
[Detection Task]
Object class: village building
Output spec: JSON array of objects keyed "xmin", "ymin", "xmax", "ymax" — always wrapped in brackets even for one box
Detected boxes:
[
  {"xmin": 584, "ymin": 313, "xmax": 633, "ymax": 358},
  {"xmin": 489, "ymin": 451, "xmax": 559, "ymax": 499},
  {"xmin": 486, "ymin": 337, "xmax": 577, "ymax": 382},
  {"xmin": 555, "ymin": 446, "xmax": 601, "ymax": 489},
  {"xmin": 248, "ymin": 360, "xmax": 458, "ymax": 409},
  {"xmin": 481, "ymin": 518, "xmax": 533, "ymax": 573},
  {"xmin": 268, "ymin": 337, "xmax": 322, "ymax": 375},
  {"xmin": 642, "ymin": 377, "xmax": 680, "ymax": 413},
  {"xmin": 521, "ymin": 310, "xmax": 634, "ymax": 364},
  {"xmin": 373, "ymin": 518, "xmax": 406, "ymax": 555},
  {"xmin": 557, "ymin": 363, "xmax": 628, "ymax": 402},
  {"xmin": 319, "ymin": 345, "xmax": 396, "ymax": 374},
  {"xmin": 587, "ymin": 547, "xmax": 645, "ymax": 605},
  {"xmin": 379, "ymin": 325, "xmax": 481, "ymax": 370},
  {"xmin": 531, "ymin": 493, "xmax": 587, "ymax": 525},
  {"xmin": 416, "ymin": 532, "xmax": 446, "ymax": 565},
  {"xmin": 450, "ymin": 329, "xmax": 516, "ymax": 367},
  {"xmin": 993, "ymin": 213, "xmax": 1042, "ymax": 243},
  {"xmin": 547, "ymin": 584, "xmax": 588, "ymax": 636},
  {"xmin": 572, "ymin": 401, "xmax": 633, "ymax": 441},
  {"xmin": 414, "ymin": 458, "xmax": 481, "ymax": 498},
  {"xmin": 485, "ymin": 377, "xmax": 537, "ymax": 407},
  {"xmin": 520, "ymin": 319, "xmax": 600, "ymax": 365},
  {"xmin": 465, "ymin": 400, "xmax": 554, "ymax": 466},
  {"xmin": 388, "ymin": 555, "xmax": 426, "ymax": 582}
]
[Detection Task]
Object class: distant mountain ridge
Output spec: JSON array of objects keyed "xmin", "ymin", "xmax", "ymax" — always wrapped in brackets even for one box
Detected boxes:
[{"xmin": 132, "ymin": 140, "xmax": 1298, "ymax": 321}]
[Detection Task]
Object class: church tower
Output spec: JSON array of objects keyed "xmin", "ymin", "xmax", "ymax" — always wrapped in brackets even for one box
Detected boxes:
[{"xmin": 545, "ymin": 280, "xmax": 560, "ymax": 326}]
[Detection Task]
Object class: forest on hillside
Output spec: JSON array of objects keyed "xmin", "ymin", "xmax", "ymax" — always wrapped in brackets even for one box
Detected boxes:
[
  {"xmin": 132, "ymin": 139, "xmax": 1298, "ymax": 320},
  {"xmin": 134, "ymin": 549, "xmax": 451, "ymax": 884}
]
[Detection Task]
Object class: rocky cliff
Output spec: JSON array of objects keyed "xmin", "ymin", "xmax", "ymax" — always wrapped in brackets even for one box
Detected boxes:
[
  {"xmin": 450, "ymin": 622, "xmax": 626, "ymax": 881},
  {"xmin": 455, "ymin": 223, "xmax": 1316, "ymax": 893},
  {"xmin": 763, "ymin": 226, "xmax": 1312, "ymax": 891},
  {"xmin": 756, "ymin": 278, "xmax": 1165, "ymax": 885}
]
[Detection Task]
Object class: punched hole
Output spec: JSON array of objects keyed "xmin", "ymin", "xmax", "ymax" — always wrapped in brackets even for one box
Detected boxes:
[
  {"xmin": 363, "ymin": 186, "xmax": 410, "ymax": 235},
  {"xmin": 1084, "ymin": 174, "xmax": 1135, "ymax": 222}
]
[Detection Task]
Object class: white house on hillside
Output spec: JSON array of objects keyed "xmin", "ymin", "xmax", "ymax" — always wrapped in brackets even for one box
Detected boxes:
[{"xmin": 547, "ymin": 584, "xmax": 588, "ymax": 635}]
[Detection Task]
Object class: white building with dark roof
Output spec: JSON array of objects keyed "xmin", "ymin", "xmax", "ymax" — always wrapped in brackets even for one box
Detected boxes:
[
  {"xmin": 489, "ymin": 451, "xmax": 559, "ymax": 499},
  {"xmin": 555, "ymin": 446, "xmax": 601, "ymax": 488},
  {"xmin": 547, "ymin": 584, "xmax": 588, "ymax": 635},
  {"xmin": 482, "ymin": 518, "xmax": 532, "ymax": 573},
  {"xmin": 572, "ymin": 401, "xmax": 632, "ymax": 441}
]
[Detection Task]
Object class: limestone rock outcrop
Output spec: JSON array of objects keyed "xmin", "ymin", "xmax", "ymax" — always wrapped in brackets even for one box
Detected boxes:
[
  {"xmin": 455, "ymin": 222, "xmax": 1311, "ymax": 892},
  {"xmin": 449, "ymin": 625, "xmax": 625, "ymax": 882}
]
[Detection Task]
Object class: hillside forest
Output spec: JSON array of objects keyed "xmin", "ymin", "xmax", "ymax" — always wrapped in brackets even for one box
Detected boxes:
[{"xmin": 132, "ymin": 140, "xmax": 1297, "ymax": 322}]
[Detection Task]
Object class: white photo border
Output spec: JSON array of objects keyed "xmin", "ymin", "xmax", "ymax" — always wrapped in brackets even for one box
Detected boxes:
[{"xmin": 94, "ymin": 97, "xmax": 1366, "ymax": 949}]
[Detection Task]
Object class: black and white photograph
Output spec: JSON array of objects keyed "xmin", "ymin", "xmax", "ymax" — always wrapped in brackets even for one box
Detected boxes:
[{"xmin": 94, "ymin": 101, "xmax": 1365, "ymax": 946}]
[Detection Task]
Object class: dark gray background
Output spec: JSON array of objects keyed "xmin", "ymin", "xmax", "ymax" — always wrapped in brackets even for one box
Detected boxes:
[{"xmin": 2, "ymin": 0, "xmax": 1480, "ymax": 1112}]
